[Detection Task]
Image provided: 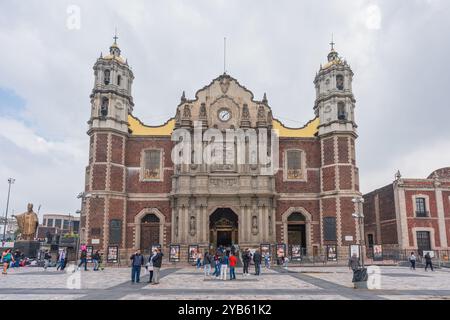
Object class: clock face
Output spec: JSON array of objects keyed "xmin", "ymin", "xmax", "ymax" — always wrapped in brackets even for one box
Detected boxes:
[{"xmin": 218, "ymin": 109, "xmax": 231, "ymax": 122}]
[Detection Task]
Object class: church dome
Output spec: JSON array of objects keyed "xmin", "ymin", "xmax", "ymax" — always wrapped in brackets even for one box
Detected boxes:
[{"xmin": 427, "ymin": 167, "xmax": 450, "ymax": 180}]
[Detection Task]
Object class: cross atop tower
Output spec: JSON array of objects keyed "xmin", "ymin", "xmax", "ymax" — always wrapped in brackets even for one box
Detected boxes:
[
  {"xmin": 113, "ymin": 28, "xmax": 119, "ymax": 44},
  {"xmin": 330, "ymin": 33, "xmax": 335, "ymax": 51}
]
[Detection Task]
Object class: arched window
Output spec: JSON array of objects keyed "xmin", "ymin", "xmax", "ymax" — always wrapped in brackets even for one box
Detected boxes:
[
  {"xmin": 100, "ymin": 97, "xmax": 109, "ymax": 117},
  {"xmin": 287, "ymin": 213, "xmax": 306, "ymax": 222},
  {"xmin": 141, "ymin": 214, "xmax": 160, "ymax": 224},
  {"xmin": 117, "ymin": 75, "xmax": 122, "ymax": 86},
  {"xmin": 336, "ymin": 74, "xmax": 344, "ymax": 90},
  {"xmin": 337, "ymin": 102, "xmax": 347, "ymax": 120},
  {"xmin": 104, "ymin": 70, "xmax": 110, "ymax": 85},
  {"xmin": 285, "ymin": 150, "xmax": 304, "ymax": 180}
]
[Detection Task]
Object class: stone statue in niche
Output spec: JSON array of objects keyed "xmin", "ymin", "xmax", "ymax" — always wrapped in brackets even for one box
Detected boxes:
[
  {"xmin": 199, "ymin": 103, "xmax": 207, "ymax": 118},
  {"xmin": 183, "ymin": 105, "xmax": 191, "ymax": 118},
  {"xmin": 189, "ymin": 216, "xmax": 196, "ymax": 236},
  {"xmin": 252, "ymin": 215, "xmax": 258, "ymax": 235},
  {"xmin": 242, "ymin": 104, "xmax": 249, "ymax": 119},
  {"xmin": 100, "ymin": 98, "xmax": 109, "ymax": 117}
]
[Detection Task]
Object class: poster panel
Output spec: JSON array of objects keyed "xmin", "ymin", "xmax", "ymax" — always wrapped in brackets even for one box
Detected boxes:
[
  {"xmin": 350, "ymin": 244, "xmax": 361, "ymax": 260},
  {"xmin": 169, "ymin": 245, "xmax": 181, "ymax": 262},
  {"xmin": 276, "ymin": 244, "xmax": 286, "ymax": 258},
  {"xmin": 291, "ymin": 245, "xmax": 302, "ymax": 260},
  {"xmin": 373, "ymin": 245, "xmax": 383, "ymax": 261},
  {"xmin": 327, "ymin": 245, "xmax": 338, "ymax": 261},
  {"xmin": 188, "ymin": 245, "xmax": 199, "ymax": 262},
  {"xmin": 107, "ymin": 245, "xmax": 119, "ymax": 263}
]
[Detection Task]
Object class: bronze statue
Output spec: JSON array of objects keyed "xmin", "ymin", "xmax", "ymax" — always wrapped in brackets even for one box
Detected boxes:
[{"xmin": 15, "ymin": 203, "xmax": 39, "ymax": 241}]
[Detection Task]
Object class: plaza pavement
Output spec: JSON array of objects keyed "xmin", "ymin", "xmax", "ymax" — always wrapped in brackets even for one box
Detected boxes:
[{"xmin": 0, "ymin": 264, "xmax": 449, "ymax": 300}]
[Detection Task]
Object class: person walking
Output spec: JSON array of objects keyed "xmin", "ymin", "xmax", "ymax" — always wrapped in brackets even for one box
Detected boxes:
[
  {"xmin": 147, "ymin": 249, "xmax": 157, "ymax": 283},
  {"xmin": 242, "ymin": 248, "xmax": 251, "ymax": 276},
  {"xmin": 253, "ymin": 249, "xmax": 262, "ymax": 276},
  {"xmin": 92, "ymin": 250, "xmax": 101, "ymax": 271},
  {"xmin": 203, "ymin": 251, "xmax": 212, "ymax": 277},
  {"xmin": 409, "ymin": 252, "xmax": 416, "ymax": 271},
  {"xmin": 264, "ymin": 252, "xmax": 270, "ymax": 269},
  {"xmin": 229, "ymin": 252, "xmax": 237, "ymax": 280},
  {"xmin": 212, "ymin": 252, "xmax": 220, "ymax": 277},
  {"xmin": 44, "ymin": 250, "xmax": 52, "ymax": 270},
  {"xmin": 2, "ymin": 249, "xmax": 14, "ymax": 275},
  {"xmin": 152, "ymin": 248, "xmax": 164, "ymax": 285},
  {"xmin": 219, "ymin": 252, "xmax": 229, "ymax": 281},
  {"xmin": 57, "ymin": 250, "xmax": 66, "ymax": 271},
  {"xmin": 424, "ymin": 252, "xmax": 434, "ymax": 272},
  {"xmin": 77, "ymin": 249, "xmax": 88, "ymax": 271},
  {"xmin": 283, "ymin": 256, "xmax": 289, "ymax": 270},
  {"xmin": 196, "ymin": 252, "xmax": 203, "ymax": 269},
  {"xmin": 348, "ymin": 253, "xmax": 360, "ymax": 271},
  {"xmin": 130, "ymin": 249, "xmax": 144, "ymax": 283}
]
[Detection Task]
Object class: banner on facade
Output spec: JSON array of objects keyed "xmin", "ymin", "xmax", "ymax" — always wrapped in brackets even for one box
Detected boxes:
[
  {"xmin": 290, "ymin": 245, "xmax": 302, "ymax": 260},
  {"xmin": 373, "ymin": 245, "xmax": 383, "ymax": 261},
  {"xmin": 276, "ymin": 244, "xmax": 286, "ymax": 258},
  {"xmin": 169, "ymin": 245, "xmax": 180, "ymax": 262},
  {"xmin": 107, "ymin": 245, "xmax": 119, "ymax": 263},
  {"xmin": 188, "ymin": 245, "xmax": 199, "ymax": 262},
  {"xmin": 327, "ymin": 245, "xmax": 338, "ymax": 261}
]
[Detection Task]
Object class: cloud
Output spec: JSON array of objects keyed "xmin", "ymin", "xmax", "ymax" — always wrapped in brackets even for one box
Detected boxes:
[{"xmin": 365, "ymin": 4, "xmax": 382, "ymax": 30}]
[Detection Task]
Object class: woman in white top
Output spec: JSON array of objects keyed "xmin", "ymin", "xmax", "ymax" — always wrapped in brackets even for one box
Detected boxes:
[{"xmin": 147, "ymin": 250, "xmax": 157, "ymax": 283}]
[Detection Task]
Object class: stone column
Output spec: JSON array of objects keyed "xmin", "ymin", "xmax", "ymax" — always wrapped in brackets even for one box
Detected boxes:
[{"xmin": 435, "ymin": 186, "xmax": 448, "ymax": 248}]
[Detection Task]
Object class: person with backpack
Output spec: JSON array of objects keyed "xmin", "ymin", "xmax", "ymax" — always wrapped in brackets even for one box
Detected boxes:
[
  {"xmin": 203, "ymin": 251, "xmax": 212, "ymax": 277},
  {"xmin": 409, "ymin": 252, "xmax": 416, "ymax": 270},
  {"xmin": 2, "ymin": 249, "xmax": 15, "ymax": 275}
]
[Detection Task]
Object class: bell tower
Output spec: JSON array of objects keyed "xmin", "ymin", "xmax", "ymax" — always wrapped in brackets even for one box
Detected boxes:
[
  {"xmin": 315, "ymin": 41, "xmax": 362, "ymax": 256},
  {"xmin": 83, "ymin": 35, "xmax": 132, "ymax": 253},
  {"xmin": 88, "ymin": 34, "xmax": 134, "ymax": 133}
]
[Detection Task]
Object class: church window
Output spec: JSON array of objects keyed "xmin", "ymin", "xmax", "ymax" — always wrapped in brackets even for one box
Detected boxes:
[
  {"xmin": 104, "ymin": 69, "xmax": 110, "ymax": 85},
  {"xmin": 336, "ymin": 75, "xmax": 344, "ymax": 90},
  {"xmin": 415, "ymin": 198, "xmax": 427, "ymax": 217},
  {"xmin": 117, "ymin": 75, "xmax": 122, "ymax": 86},
  {"xmin": 109, "ymin": 219, "xmax": 122, "ymax": 244},
  {"xmin": 142, "ymin": 149, "xmax": 162, "ymax": 180},
  {"xmin": 338, "ymin": 102, "xmax": 347, "ymax": 120},
  {"xmin": 323, "ymin": 217, "xmax": 337, "ymax": 241},
  {"xmin": 285, "ymin": 150, "xmax": 303, "ymax": 180}
]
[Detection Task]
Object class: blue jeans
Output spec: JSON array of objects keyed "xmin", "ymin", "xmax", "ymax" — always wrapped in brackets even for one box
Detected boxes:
[
  {"xmin": 213, "ymin": 264, "xmax": 220, "ymax": 276},
  {"xmin": 93, "ymin": 259, "xmax": 99, "ymax": 270},
  {"xmin": 131, "ymin": 265, "xmax": 141, "ymax": 282},
  {"xmin": 230, "ymin": 267, "xmax": 236, "ymax": 280},
  {"xmin": 204, "ymin": 264, "xmax": 211, "ymax": 276},
  {"xmin": 78, "ymin": 258, "xmax": 87, "ymax": 270},
  {"xmin": 255, "ymin": 263, "xmax": 261, "ymax": 275}
]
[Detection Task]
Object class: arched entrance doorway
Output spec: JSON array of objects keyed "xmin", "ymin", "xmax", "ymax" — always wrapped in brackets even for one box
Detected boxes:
[
  {"xmin": 209, "ymin": 208, "xmax": 238, "ymax": 247},
  {"xmin": 140, "ymin": 213, "xmax": 160, "ymax": 254},
  {"xmin": 287, "ymin": 213, "xmax": 307, "ymax": 252}
]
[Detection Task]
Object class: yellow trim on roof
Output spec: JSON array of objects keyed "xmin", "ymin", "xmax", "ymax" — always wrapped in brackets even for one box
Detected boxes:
[
  {"xmin": 272, "ymin": 118, "xmax": 319, "ymax": 138},
  {"xmin": 128, "ymin": 115, "xmax": 175, "ymax": 136}
]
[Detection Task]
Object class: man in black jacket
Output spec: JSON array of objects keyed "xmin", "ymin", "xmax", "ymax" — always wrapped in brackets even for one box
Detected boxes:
[
  {"xmin": 130, "ymin": 250, "xmax": 144, "ymax": 283},
  {"xmin": 253, "ymin": 249, "xmax": 262, "ymax": 276},
  {"xmin": 151, "ymin": 248, "xmax": 164, "ymax": 285},
  {"xmin": 242, "ymin": 248, "xmax": 251, "ymax": 276}
]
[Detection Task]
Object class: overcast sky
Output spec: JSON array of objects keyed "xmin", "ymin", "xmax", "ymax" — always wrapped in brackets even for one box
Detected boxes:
[{"xmin": 0, "ymin": 0, "xmax": 449, "ymax": 219}]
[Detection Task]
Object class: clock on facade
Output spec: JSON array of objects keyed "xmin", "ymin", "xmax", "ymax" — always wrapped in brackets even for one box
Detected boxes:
[{"xmin": 218, "ymin": 109, "xmax": 231, "ymax": 122}]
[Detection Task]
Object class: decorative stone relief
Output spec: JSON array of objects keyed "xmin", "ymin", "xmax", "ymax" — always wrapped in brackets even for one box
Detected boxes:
[{"xmin": 252, "ymin": 215, "xmax": 258, "ymax": 235}]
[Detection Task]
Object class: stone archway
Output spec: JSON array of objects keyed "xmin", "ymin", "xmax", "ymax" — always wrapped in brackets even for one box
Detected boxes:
[
  {"xmin": 209, "ymin": 208, "xmax": 239, "ymax": 247},
  {"xmin": 134, "ymin": 208, "xmax": 165, "ymax": 251},
  {"xmin": 281, "ymin": 207, "xmax": 312, "ymax": 255}
]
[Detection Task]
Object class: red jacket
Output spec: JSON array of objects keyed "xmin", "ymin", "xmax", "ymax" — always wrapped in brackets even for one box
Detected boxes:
[{"xmin": 229, "ymin": 255, "xmax": 237, "ymax": 267}]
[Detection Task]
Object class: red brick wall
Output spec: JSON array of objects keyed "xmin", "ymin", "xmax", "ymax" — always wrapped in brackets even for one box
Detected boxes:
[
  {"xmin": 340, "ymin": 197, "xmax": 357, "ymax": 245},
  {"xmin": 339, "ymin": 166, "xmax": 352, "ymax": 190},
  {"xmin": 88, "ymin": 197, "xmax": 105, "ymax": 247},
  {"xmin": 125, "ymin": 138, "xmax": 173, "ymax": 167},
  {"xmin": 322, "ymin": 167, "xmax": 336, "ymax": 191},
  {"xmin": 111, "ymin": 135, "xmax": 124, "ymax": 165},
  {"xmin": 442, "ymin": 191, "xmax": 450, "ymax": 218},
  {"xmin": 278, "ymin": 138, "xmax": 321, "ymax": 168},
  {"xmin": 338, "ymin": 137, "xmax": 349, "ymax": 163},
  {"xmin": 95, "ymin": 134, "xmax": 108, "ymax": 162},
  {"xmin": 92, "ymin": 164, "xmax": 107, "ymax": 190},
  {"xmin": 322, "ymin": 138, "xmax": 334, "ymax": 165},
  {"xmin": 380, "ymin": 221, "xmax": 398, "ymax": 245},
  {"xmin": 275, "ymin": 170, "xmax": 320, "ymax": 193},
  {"xmin": 110, "ymin": 165, "xmax": 124, "ymax": 192},
  {"xmin": 407, "ymin": 219, "xmax": 441, "ymax": 248}
]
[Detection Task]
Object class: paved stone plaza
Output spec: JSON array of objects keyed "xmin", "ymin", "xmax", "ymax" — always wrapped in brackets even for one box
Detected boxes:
[{"xmin": 1, "ymin": 264, "xmax": 450, "ymax": 300}]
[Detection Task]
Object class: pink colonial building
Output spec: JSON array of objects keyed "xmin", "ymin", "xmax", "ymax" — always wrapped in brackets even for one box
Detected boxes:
[{"xmin": 363, "ymin": 168, "xmax": 450, "ymax": 253}]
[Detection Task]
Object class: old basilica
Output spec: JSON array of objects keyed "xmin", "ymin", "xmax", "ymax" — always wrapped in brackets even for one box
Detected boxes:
[{"xmin": 81, "ymin": 37, "xmax": 362, "ymax": 261}]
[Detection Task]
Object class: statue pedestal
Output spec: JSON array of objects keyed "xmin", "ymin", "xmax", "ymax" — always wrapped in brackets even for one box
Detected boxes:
[{"xmin": 13, "ymin": 240, "xmax": 40, "ymax": 258}]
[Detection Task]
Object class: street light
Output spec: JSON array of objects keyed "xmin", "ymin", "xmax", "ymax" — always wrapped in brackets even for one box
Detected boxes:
[
  {"xmin": 3, "ymin": 178, "xmax": 15, "ymax": 241},
  {"xmin": 352, "ymin": 197, "xmax": 365, "ymax": 268}
]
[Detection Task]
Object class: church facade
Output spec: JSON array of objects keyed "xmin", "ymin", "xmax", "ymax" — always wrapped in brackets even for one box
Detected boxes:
[{"xmin": 81, "ymin": 38, "xmax": 362, "ymax": 261}]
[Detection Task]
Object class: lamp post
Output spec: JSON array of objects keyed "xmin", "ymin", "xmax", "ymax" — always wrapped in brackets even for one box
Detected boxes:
[
  {"xmin": 3, "ymin": 178, "xmax": 15, "ymax": 241},
  {"xmin": 352, "ymin": 197, "xmax": 365, "ymax": 268}
]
